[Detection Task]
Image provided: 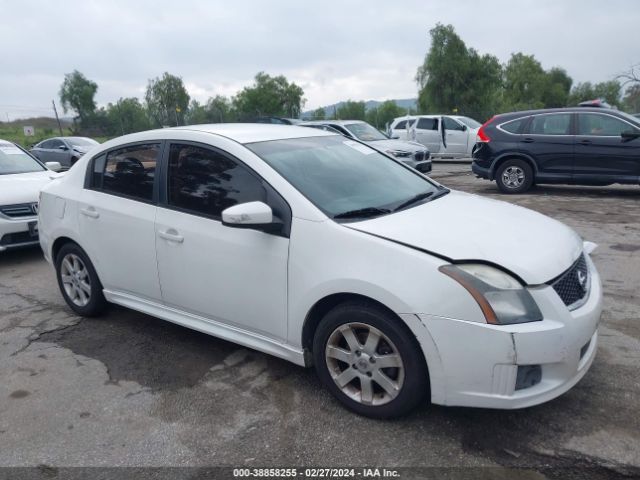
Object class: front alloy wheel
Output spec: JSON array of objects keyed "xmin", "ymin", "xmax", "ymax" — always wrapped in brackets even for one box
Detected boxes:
[
  {"xmin": 325, "ymin": 323, "xmax": 405, "ymax": 406},
  {"xmin": 313, "ymin": 301, "xmax": 429, "ymax": 418}
]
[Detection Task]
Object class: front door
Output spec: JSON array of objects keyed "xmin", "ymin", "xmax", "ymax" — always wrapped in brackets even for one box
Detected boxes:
[
  {"xmin": 155, "ymin": 142, "xmax": 290, "ymax": 341},
  {"xmin": 521, "ymin": 113, "xmax": 575, "ymax": 181},
  {"xmin": 441, "ymin": 116, "xmax": 468, "ymax": 156},
  {"xmin": 574, "ymin": 112, "xmax": 640, "ymax": 183}
]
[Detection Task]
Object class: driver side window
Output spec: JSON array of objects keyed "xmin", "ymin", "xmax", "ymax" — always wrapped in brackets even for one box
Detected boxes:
[
  {"xmin": 443, "ymin": 117, "xmax": 464, "ymax": 131},
  {"xmin": 577, "ymin": 114, "xmax": 636, "ymax": 136}
]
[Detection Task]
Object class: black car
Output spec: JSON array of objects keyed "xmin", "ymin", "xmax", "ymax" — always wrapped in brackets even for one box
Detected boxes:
[{"xmin": 472, "ymin": 107, "xmax": 640, "ymax": 193}]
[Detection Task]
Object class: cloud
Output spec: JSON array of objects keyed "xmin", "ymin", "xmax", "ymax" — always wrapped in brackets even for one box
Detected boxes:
[{"xmin": 0, "ymin": 0, "xmax": 638, "ymax": 119}]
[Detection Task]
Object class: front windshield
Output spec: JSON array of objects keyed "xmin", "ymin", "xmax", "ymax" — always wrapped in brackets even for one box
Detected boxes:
[
  {"xmin": 247, "ymin": 135, "xmax": 444, "ymax": 221},
  {"xmin": 67, "ymin": 137, "xmax": 98, "ymax": 147},
  {"xmin": 456, "ymin": 116, "xmax": 482, "ymax": 129},
  {"xmin": 344, "ymin": 123, "xmax": 388, "ymax": 141},
  {"xmin": 0, "ymin": 142, "xmax": 45, "ymax": 175}
]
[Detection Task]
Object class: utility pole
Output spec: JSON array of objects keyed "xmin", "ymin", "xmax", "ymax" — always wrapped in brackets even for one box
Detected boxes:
[{"xmin": 52, "ymin": 100, "xmax": 63, "ymax": 136}]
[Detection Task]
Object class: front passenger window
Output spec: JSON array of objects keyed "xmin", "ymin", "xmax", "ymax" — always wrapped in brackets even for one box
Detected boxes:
[{"xmin": 167, "ymin": 143, "xmax": 266, "ymax": 219}]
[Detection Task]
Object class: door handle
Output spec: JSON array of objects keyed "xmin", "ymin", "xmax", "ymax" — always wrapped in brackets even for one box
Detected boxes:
[
  {"xmin": 158, "ymin": 229, "xmax": 184, "ymax": 243},
  {"xmin": 522, "ymin": 137, "xmax": 534, "ymax": 143},
  {"xmin": 80, "ymin": 207, "xmax": 99, "ymax": 219},
  {"xmin": 580, "ymin": 139, "xmax": 592, "ymax": 145}
]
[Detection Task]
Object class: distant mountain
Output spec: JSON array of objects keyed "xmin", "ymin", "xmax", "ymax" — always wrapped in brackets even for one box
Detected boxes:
[{"xmin": 302, "ymin": 98, "xmax": 417, "ymax": 119}]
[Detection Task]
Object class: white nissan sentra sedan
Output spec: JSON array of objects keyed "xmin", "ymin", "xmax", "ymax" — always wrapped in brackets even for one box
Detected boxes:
[{"xmin": 38, "ymin": 124, "xmax": 602, "ymax": 418}]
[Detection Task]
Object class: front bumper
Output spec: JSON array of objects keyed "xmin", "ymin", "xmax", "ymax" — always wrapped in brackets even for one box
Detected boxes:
[
  {"xmin": 0, "ymin": 215, "xmax": 40, "ymax": 251},
  {"xmin": 408, "ymin": 253, "xmax": 602, "ymax": 409}
]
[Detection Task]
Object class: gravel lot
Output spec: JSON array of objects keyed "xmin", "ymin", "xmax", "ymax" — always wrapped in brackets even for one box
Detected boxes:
[{"xmin": 1, "ymin": 164, "xmax": 638, "ymax": 479}]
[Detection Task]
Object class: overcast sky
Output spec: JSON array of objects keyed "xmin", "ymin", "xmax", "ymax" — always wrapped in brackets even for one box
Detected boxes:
[{"xmin": 1, "ymin": 0, "xmax": 638, "ymax": 120}]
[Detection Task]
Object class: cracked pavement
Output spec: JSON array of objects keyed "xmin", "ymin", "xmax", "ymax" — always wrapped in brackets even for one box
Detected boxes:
[{"xmin": 0, "ymin": 163, "xmax": 639, "ymax": 478}]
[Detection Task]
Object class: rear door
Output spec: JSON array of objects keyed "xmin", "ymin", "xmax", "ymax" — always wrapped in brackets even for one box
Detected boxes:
[
  {"xmin": 415, "ymin": 117, "xmax": 441, "ymax": 153},
  {"xmin": 574, "ymin": 112, "xmax": 640, "ymax": 183},
  {"xmin": 78, "ymin": 142, "xmax": 162, "ymax": 301},
  {"xmin": 521, "ymin": 113, "xmax": 575, "ymax": 181}
]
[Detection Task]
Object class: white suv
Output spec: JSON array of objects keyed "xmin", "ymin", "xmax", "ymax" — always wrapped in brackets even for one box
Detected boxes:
[
  {"xmin": 389, "ymin": 115, "xmax": 481, "ymax": 158},
  {"xmin": 39, "ymin": 124, "xmax": 602, "ymax": 418}
]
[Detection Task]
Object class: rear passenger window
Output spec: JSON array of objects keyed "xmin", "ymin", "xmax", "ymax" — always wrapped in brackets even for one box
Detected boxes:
[
  {"xmin": 500, "ymin": 117, "xmax": 527, "ymax": 134},
  {"xmin": 99, "ymin": 143, "xmax": 159, "ymax": 202},
  {"xmin": 528, "ymin": 114, "xmax": 571, "ymax": 135},
  {"xmin": 167, "ymin": 143, "xmax": 266, "ymax": 219},
  {"xmin": 394, "ymin": 120, "xmax": 407, "ymax": 130},
  {"xmin": 417, "ymin": 118, "xmax": 438, "ymax": 130}
]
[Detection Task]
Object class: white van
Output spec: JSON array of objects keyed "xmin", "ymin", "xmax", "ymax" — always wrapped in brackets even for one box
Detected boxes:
[{"xmin": 389, "ymin": 115, "xmax": 482, "ymax": 158}]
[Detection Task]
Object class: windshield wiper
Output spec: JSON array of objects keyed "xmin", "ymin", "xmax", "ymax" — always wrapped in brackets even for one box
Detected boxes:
[
  {"xmin": 393, "ymin": 192, "xmax": 434, "ymax": 212},
  {"xmin": 334, "ymin": 207, "xmax": 391, "ymax": 220}
]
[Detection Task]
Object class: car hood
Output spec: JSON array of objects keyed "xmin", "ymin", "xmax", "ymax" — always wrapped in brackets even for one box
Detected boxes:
[
  {"xmin": 0, "ymin": 171, "xmax": 57, "ymax": 205},
  {"xmin": 347, "ymin": 190, "xmax": 583, "ymax": 285},
  {"xmin": 366, "ymin": 139, "xmax": 428, "ymax": 153}
]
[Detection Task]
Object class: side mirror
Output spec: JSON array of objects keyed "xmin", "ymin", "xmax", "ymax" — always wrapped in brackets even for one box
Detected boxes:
[
  {"xmin": 222, "ymin": 201, "xmax": 282, "ymax": 233},
  {"xmin": 461, "ymin": 125, "xmax": 468, "ymax": 132},
  {"xmin": 390, "ymin": 134, "xmax": 400, "ymax": 139},
  {"xmin": 621, "ymin": 130, "xmax": 640, "ymax": 142},
  {"xmin": 45, "ymin": 161, "xmax": 62, "ymax": 172},
  {"xmin": 58, "ymin": 145, "xmax": 68, "ymax": 151}
]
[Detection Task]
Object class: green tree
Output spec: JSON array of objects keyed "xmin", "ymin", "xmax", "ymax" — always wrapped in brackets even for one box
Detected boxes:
[
  {"xmin": 312, "ymin": 107, "xmax": 326, "ymax": 120},
  {"xmin": 59, "ymin": 70, "xmax": 98, "ymax": 125},
  {"xmin": 503, "ymin": 53, "xmax": 548, "ymax": 111},
  {"xmin": 365, "ymin": 101, "xmax": 404, "ymax": 129},
  {"xmin": 541, "ymin": 67, "xmax": 573, "ymax": 108},
  {"xmin": 416, "ymin": 24, "xmax": 502, "ymax": 120},
  {"xmin": 623, "ymin": 84, "xmax": 640, "ymax": 113},
  {"xmin": 206, "ymin": 95, "xmax": 235, "ymax": 123},
  {"xmin": 106, "ymin": 97, "xmax": 151, "ymax": 135},
  {"xmin": 568, "ymin": 80, "xmax": 622, "ymax": 107},
  {"xmin": 233, "ymin": 72, "xmax": 305, "ymax": 119},
  {"xmin": 335, "ymin": 100, "xmax": 366, "ymax": 120},
  {"xmin": 145, "ymin": 72, "xmax": 190, "ymax": 127}
]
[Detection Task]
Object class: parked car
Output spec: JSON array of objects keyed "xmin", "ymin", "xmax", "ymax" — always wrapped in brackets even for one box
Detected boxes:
[
  {"xmin": 39, "ymin": 124, "xmax": 601, "ymax": 418},
  {"xmin": 0, "ymin": 139, "xmax": 62, "ymax": 251},
  {"xmin": 472, "ymin": 107, "xmax": 640, "ymax": 193},
  {"xmin": 389, "ymin": 115, "xmax": 481, "ymax": 158},
  {"xmin": 303, "ymin": 120, "xmax": 431, "ymax": 173},
  {"xmin": 31, "ymin": 137, "xmax": 99, "ymax": 169}
]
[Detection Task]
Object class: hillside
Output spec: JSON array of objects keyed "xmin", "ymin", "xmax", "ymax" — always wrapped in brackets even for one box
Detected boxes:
[{"xmin": 303, "ymin": 98, "xmax": 417, "ymax": 119}]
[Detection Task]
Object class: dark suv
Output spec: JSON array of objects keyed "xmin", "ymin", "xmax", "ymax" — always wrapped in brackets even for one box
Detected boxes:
[{"xmin": 472, "ymin": 107, "xmax": 640, "ymax": 193}]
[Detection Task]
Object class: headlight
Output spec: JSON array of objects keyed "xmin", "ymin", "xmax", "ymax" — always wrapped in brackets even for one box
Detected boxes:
[
  {"xmin": 439, "ymin": 264, "xmax": 543, "ymax": 325},
  {"xmin": 385, "ymin": 149, "xmax": 411, "ymax": 158}
]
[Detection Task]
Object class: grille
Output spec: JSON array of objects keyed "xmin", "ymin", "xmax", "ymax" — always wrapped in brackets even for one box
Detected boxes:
[
  {"xmin": 548, "ymin": 254, "xmax": 589, "ymax": 309},
  {"xmin": 413, "ymin": 151, "xmax": 425, "ymax": 162},
  {"xmin": 0, "ymin": 231, "xmax": 39, "ymax": 246},
  {"xmin": 0, "ymin": 203, "xmax": 37, "ymax": 218}
]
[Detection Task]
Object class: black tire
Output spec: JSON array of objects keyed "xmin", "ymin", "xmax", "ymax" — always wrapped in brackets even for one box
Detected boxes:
[
  {"xmin": 313, "ymin": 301, "xmax": 429, "ymax": 418},
  {"xmin": 55, "ymin": 242, "xmax": 107, "ymax": 317},
  {"xmin": 495, "ymin": 158, "xmax": 534, "ymax": 194}
]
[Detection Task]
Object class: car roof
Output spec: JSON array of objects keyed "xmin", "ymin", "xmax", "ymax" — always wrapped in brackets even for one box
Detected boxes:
[
  {"xmin": 494, "ymin": 107, "xmax": 624, "ymax": 120},
  {"xmin": 95, "ymin": 123, "xmax": 336, "ymax": 147},
  {"xmin": 303, "ymin": 120, "xmax": 365, "ymax": 126}
]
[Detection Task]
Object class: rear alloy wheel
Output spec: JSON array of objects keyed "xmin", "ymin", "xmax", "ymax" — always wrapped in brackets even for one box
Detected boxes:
[
  {"xmin": 313, "ymin": 301, "xmax": 428, "ymax": 418},
  {"xmin": 55, "ymin": 243, "xmax": 107, "ymax": 317},
  {"xmin": 495, "ymin": 159, "xmax": 533, "ymax": 194}
]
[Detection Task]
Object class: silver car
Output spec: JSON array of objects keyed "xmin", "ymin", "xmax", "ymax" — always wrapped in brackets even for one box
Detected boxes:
[
  {"xmin": 31, "ymin": 137, "xmax": 99, "ymax": 169},
  {"xmin": 303, "ymin": 120, "xmax": 431, "ymax": 173}
]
